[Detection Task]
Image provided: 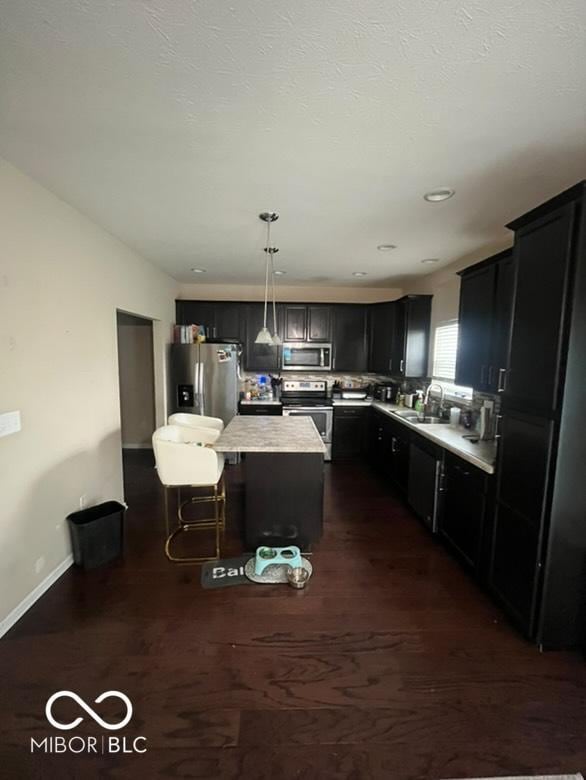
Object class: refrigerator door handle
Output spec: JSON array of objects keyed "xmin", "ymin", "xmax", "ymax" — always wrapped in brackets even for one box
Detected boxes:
[
  {"xmin": 193, "ymin": 359, "xmax": 200, "ymax": 412},
  {"xmin": 199, "ymin": 360, "xmax": 205, "ymax": 415}
]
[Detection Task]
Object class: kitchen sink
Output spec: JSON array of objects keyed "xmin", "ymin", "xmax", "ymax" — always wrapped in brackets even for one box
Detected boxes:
[{"xmin": 392, "ymin": 410, "xmax": 448, "ymax": 424}]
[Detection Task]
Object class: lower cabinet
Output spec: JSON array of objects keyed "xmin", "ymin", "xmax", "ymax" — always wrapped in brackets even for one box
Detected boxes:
[
  {"xmin": 332, "ymin": 406, "xmax": 368, "ymax": 460},
  {"xmin": 439, "ymin": 453, "xmax": 489, "ymax": 573},
  {"xmin": 407, "ymin": 437, "xmax": 442, "ymax": 531},
  {"xmin": 386, "ymin": 417, "xmax": 410, "ymax": 492}
]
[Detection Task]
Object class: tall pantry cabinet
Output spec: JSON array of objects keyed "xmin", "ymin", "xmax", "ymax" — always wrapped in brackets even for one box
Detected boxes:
[{"xmin": 489, "ymin": 181, "xmax": 586, "ymax": 649}]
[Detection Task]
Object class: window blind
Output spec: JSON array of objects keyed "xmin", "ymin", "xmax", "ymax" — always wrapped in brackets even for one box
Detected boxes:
[{"xmin": 432, "ymin": 320, "xmax": 459, "ymax": 381}]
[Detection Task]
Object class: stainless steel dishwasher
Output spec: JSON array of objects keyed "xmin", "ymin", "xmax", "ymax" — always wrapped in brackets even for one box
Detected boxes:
[{"xmin": 407, "ymin": 438, "xmax": 444, "ymax": 533}]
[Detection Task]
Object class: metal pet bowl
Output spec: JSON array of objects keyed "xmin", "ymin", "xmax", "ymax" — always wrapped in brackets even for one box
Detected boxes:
[{"xmin": 287, "ymin": 566, "xmax": 310, "ymax": 589}]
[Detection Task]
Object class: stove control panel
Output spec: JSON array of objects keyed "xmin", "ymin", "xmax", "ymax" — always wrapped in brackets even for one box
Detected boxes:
[{"xmin": 282, "ymin": 380, "xmax": 327, "ymax": 393}]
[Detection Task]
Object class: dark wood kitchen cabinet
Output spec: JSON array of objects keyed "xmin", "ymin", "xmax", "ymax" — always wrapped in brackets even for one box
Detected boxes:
[
  {"xmin": 283, "ymin": 304, "xmax": 331, "ymax": 342},
  {"xmin": 332, "ymin": 405, "xmax": 368, "ymax": 460},
  {"xmin": 490, "ymin": 181, "xmax": 586, "ymax": 649},
  {"xmin": 332, "ymin": 305, "xmax": 368, "ymax": 371},
  {"xmin": 368, "ymin": 302, "xmax": 394, "ymax": 374},
  {"xmin": 390, "ymin": 295, "xmax": 432, "ymax": 378},
  {"xmin": 440, "ymin": 453, "xmax": 488, "ymax": 573},
  {"xmin": 243, "ymin": 303, "xmax": 282, "ymax": 372},
  {"xmin": 284, "ymin": 305, "xmax": 307, "ymax": 341},
  {"xmin": 505, "ymin": 203, "xmax": 576, "ymax": 416},
  {"xmin": 367, "ymin": 408, "xmax": 390, "ymax": 471},
  {"xmin": 386, "ymin": 416, "xmax": 410, "ymax": 492},
  {"xmin": 308, "ymin": 305, "xmax": 332, "ymax": 342},
  {"xmin": 455, "ymin": 249, "xmax": 514, "ymax": 392},
  {"xmin": 489, "ymin": 409, "xmax": 553, "ymax": 635},
  {"xmin": 175, "ymin": 300, "xmax": 243, "ymax": 341}
]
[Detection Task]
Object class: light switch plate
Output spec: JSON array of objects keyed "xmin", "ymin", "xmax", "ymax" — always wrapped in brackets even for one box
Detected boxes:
[{"xmin": 0, "ymin": 411, "xmax": 21, "ymax": 438}]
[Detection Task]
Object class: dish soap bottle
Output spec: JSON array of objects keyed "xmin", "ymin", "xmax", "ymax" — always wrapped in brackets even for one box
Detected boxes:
[{"xmin": 414, "ymin": 391, "xmax": 424, "ymax": 413}]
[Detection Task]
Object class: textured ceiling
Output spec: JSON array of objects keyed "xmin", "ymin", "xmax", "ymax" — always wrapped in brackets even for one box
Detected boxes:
[{"xmin": 0, "ymin": 0, "xmax": 585, "ymax": 286}]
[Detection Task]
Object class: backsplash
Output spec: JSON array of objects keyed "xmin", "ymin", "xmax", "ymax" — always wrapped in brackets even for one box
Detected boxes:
[{"xmin": 241, "ymin": 371, "xmax": 387, "ymax": 394}]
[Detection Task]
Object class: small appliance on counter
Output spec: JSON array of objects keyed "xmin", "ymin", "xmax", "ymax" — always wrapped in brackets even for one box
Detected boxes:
[
  {"xmin": 339, "ymin": 385, "xmax": 371, "ymax": 401},
  {"xmin": 374, "ymin": 382, "xmax": 400, "ymax": 404}
]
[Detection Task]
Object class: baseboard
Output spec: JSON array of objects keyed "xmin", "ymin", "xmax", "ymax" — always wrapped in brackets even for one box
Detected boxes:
[
  {"xmin": 0, "ymin": 554, "xmax": 74, "ymax": 639},
  {"xmin": 122, "ymin": 443, "xmax": 153, "ymax": 450}
]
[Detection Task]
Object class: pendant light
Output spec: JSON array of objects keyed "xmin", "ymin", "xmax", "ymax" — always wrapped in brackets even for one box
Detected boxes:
[
  {"xmin": 270, "ymin": 246, "xmax": 282, "ymax": 345},
  {"xmin": 255, "ymin": 211, "xmax": 280, "ymax": 345}
]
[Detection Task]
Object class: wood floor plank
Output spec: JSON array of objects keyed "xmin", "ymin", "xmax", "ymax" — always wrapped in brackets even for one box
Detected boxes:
[{"xmin": 1, "ymin": 453, "xmax": 584, "ymax": 779}]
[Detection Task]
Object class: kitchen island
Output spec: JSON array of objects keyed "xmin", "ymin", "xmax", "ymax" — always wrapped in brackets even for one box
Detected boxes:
[{"xmin": 214, "ymin": 416, "xmax": 326, "ymax": 550}]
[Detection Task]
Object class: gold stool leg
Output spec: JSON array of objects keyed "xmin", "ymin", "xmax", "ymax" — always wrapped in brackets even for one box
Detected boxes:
[{"xmin": 164, "ymin": 481, "xmax": 223, "ymax": 565}]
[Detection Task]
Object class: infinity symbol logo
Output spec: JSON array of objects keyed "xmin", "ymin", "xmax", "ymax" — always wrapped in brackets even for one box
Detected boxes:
[{"xmin": 45, "ymin": 691, "xmax": 133, "ymax": 731}]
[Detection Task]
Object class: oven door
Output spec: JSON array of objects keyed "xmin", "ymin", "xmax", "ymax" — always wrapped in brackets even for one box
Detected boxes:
[
  {"xmin": 282, "ymin": 344, "xmax": 331, "ymax": 371},
  {"xmin": 282, "ymin": 406, "xmax": 332, "ymax": 460}
]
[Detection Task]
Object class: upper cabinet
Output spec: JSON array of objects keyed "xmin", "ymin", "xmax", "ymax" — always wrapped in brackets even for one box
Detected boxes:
[
  {"xmin": 284, "ymin": 304, "xmax": 332, "ymax": 342},
  {"xmin": 308, "ymin": 305, "xmax": 332, "ymax": 342},
  {"xmin": 455, "ymin": 250, "xmax": 513, "ymax": 392},
  {"xmin": 332, "ymin": 305, "xmax": 368, "ymax": 372},
  {"xmin": 176, "ymin": 295, "xmax": 430, "ymax": 376},
  {"xmin": 392, "ymin": 295, "xmax": 433, "ymax": 378},
  {"xmin": 175, "ymin": 300, "xmax": 243, "ymax": 341},
  {"xmin": 243, "ymin": 303, "xmax": 282, "ymax": 372},
  {"xmin": 368, "ymin": 296, "xmax": 431, "ymax": 378},
  {"xmin": 368, "ymin": 302, "xmax": 394, "ymax": 374},
  {"xmin": 505, "ymin": 203, "xmax": 576, "ymax": 415}
]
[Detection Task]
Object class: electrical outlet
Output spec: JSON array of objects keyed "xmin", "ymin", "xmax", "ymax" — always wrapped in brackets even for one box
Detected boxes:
[
  {"xmin": 79, "ymin": 495, "xmax": 87, "ymax": 510},
  {"xmin": 0, "ymin": 411, "xmax": 21, "ymax": 438},
  {"xmin": 35, "ymin": 556, "xmax": 45, "ymax": 575}
]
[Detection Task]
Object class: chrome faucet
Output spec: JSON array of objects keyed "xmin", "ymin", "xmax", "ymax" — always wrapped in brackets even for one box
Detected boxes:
[{"xmin": 424, "ymin": 382, "xmax": 444, "ymax": 415}]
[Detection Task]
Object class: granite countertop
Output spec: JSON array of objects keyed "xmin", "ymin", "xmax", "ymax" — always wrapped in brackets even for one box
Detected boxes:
[
  {"xmin": 214, "ymin": 416, "xmax": 326, "ymax": 454},
  {"xmin": 371, "ymin": 400, "xmax": 497, "ymax": 474}
]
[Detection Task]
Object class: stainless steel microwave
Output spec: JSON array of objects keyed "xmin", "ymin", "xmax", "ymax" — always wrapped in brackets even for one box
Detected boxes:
[{"xmin": 282, "ymin": 343, "xmax": 332, "ymax": 371}]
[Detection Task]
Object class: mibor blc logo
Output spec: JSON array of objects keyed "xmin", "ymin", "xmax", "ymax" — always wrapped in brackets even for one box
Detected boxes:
[{"xmin": 31, "ymin": 691, "xmax": 147, "ymax": 755}]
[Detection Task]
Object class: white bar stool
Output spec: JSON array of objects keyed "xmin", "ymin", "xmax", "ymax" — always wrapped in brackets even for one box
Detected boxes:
[{"xmin": 152, "ymin": 424, "xmax": 226, "ymax": 564}]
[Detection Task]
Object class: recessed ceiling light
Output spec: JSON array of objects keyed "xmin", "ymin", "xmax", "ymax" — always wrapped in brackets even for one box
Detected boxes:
[
  {"xmin": 191, "ymin": 268, "xmax": 207, "ymax": 273},
  {"xmin": 377, "ymin": 244, "xmax": 397, "ymax": 252},
  {"xmin": 352, "ymin": 271, "xmax": 368, "ymax": 277},
  {"xmin": 423, "ymin": 188, "xmax": 455, "ymax": 202},
  {"xmin": 274, "ymin": 270, "xmax": 286, "ymax": 275},
  {"xmin": 421, "ymin": 258, "xmax": 440, "ymax": 265}
]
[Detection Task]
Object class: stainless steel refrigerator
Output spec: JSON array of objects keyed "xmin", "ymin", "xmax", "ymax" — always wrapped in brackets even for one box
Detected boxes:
[{"xmin": 169, "ymin": 342, "xmax": 240, "ymax": 426}]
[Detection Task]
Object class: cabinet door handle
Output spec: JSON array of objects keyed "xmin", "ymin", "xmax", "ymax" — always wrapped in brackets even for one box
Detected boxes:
[
  {"xmin": 488, "ymin": 366, "xmax": 494, "ymax": 387},
  {"xmin": 388, "ymin": 358, "xmax": 392, "ymax": 371},
  {"xmin": 497, "ymin": 368, "xmax": 507, "ymax": 393},
  {"xmin": 400, "ymin": 359, "xmax": 404, "ymax": 373},
  {"xmin": 391, "ymin": 436, "xmax": 398, "ymax": 453},
  {"xmin": 494, "ymin": 413, "xmax": 503, "ymax": 440},
  {"xmin": 480, "ymin": 365, "xmax": 487, "ymax": 386}
]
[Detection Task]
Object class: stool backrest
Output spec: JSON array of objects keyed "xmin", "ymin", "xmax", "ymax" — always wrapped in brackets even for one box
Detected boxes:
[
  {"xmin": 152, "ymin": 425, "xmax": 221, "ymax": 486},
  {"xmin": 168, "ymin": 413, "xmax": 224, "ymax": 432}
]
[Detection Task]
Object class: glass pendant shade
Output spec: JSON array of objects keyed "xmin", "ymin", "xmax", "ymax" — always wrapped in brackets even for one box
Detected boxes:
[{"xmin": 255, "ymin": 327, "xmax": 274, "ymax": 345}]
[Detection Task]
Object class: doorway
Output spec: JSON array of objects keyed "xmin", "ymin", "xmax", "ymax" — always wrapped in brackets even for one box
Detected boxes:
[{"xmin": 116, "ymin": 311, "xmax": 156, "ymax": 495}]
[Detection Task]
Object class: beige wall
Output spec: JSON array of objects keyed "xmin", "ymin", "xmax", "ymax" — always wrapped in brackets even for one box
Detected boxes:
[
  {"xmin": 117, "ymin": 313, "xmax": 155, "ymax": 448},
  {"xmin": 178, "ymin": 282, "xmax": 403, "ymax": 303},
  {"xmin": 0, "ymin": 158, "xmax": 178, "ymax": 629}
]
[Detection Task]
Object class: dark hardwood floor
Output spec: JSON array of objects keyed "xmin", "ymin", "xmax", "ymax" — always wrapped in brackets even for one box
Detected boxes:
[{"xmin": 1, "ymin": 451, "xmax": 585, "ymax": 779}]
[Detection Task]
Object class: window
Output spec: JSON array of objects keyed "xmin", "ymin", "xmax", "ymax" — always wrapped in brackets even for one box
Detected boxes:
[
  {"xmin": 432, "ymin": 320, "xmax": 459, "ymax": 381},
  {"xmin": 431, "ymin": 320, "xmax": 473, "ymax": 401}
]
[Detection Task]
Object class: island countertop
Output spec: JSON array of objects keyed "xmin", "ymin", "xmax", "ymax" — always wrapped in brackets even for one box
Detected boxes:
[{"xmin": 214, "ymin": 416, "xmax": 327, "ymax": 454}]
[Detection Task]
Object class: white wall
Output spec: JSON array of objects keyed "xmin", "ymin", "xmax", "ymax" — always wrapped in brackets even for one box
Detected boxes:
[
  {"xmin": 0, "ymin": 158, "xmax": 178, "ymax": 629},
  {"xmin": 178, "ymin": 282, "xmax": 403, "ymax": 303}
]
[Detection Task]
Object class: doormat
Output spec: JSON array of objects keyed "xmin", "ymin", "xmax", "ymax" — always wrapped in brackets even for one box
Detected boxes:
[
  {"xmin": 444, "ymin": 775, "xmax": 584, "ymax": 780},
  {"xmin": 201, "ymin": 556, "xmax": 252, "ymax": 588}
]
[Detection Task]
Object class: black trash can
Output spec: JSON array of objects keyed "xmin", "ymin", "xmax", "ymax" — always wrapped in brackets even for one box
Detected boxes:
[{"xmin": 66, "ymin": 501, "xmax": 125, "ymax": 569}]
